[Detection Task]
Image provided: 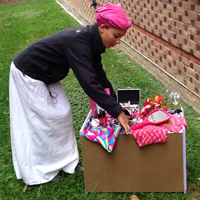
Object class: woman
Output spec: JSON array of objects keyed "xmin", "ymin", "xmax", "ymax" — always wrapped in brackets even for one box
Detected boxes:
[{"xmin": 9, "ymin": 3, "xmax": 131, "ymax": 185}]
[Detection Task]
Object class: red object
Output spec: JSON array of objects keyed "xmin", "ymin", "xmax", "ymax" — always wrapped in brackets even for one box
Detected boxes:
[
  {"xmin": 131, "ymin": 109, "xmax": 171, "ymax": 130},
  {"xmin": 154, "ymin": 95, "xmax": 164, "ymax": 102},
  {"xmin": 141, "ymin": 95, "xmax": 169, "ymax": 118},
  {"xmin": 131, "ymin": 114, "xmax": 187, "ymax": 147},
  {"xmin": 101, "ymin": 111, "xmax": 107, "ymax": 126}
]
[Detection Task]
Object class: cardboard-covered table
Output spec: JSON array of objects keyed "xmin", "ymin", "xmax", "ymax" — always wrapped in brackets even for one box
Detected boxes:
[
  {"xmin": 79, "ymin": 110, "xmax": 187, "ymax": 193},
  {"xmin": 80, "ymin": 88, "xmax": 187, "ymax": 193}
]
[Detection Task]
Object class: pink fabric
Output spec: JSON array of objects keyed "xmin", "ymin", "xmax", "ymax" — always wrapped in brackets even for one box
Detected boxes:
[
  {"xmin": 83, "ymin": 116, "xmax": 118, "ymax": 153},
  {"xmin": 95, "ymin": 4, "xmax": 132, "ymax": 30},
  {"xmin": 130, "ymin": 115, "xmax": 187, "ymax": 147}
]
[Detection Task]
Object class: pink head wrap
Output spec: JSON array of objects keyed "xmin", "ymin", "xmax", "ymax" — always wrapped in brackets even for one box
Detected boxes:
[{"xmin": 95, "ymin": 4, "xmax": 132, "ymax": 30}]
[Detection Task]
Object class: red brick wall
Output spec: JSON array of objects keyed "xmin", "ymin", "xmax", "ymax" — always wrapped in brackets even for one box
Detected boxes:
[
  {"xmin": 58, "ymin": 0, "xmax": 200, "ymax": 114},
  {"xmin": 4, "ymin": 0, "xmax": 199, "ymax": 114}
]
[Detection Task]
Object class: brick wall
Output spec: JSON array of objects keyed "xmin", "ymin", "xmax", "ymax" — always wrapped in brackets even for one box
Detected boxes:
[
  {"xmin": 0, "ymin": 0, "xmax": 32, "ymax": 5},
  {"xmin": 4, "ymin": 0, "xmax": 199, "ymax": 114},
  {"xmin": 58, "ymin": 0, "xmax": 200, "ymax": 114}
]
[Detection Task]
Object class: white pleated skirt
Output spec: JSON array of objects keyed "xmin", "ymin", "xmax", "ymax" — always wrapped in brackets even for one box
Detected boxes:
[{"xmin": 9, "ymin": 62, "xmax": 79, "ymax": 185}]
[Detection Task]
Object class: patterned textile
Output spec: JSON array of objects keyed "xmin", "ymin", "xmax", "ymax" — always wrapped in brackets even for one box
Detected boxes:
[
  {"xmin": 130, "ymin": 114, "xmax": 187, "ymax": 147},
  {"xmin": 83, "ymin": 117, "xmax": 118, "ymax": 153}
]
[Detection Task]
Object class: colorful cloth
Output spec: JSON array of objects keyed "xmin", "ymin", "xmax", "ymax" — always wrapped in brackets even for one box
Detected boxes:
[
  {"xmin": 83, "ymin": 117, "xmax": 118, "ymax": 153},
  {"xmin": 130, "ymin": 114, "xmax": 187, "ymax": 147},
  {"xmin": 95, "ymin": 4, "xmax": 132, "ymax": 30}
]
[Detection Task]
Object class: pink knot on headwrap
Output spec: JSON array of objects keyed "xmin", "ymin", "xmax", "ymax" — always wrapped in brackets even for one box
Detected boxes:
[{"xmin": 95, "ymin": 3, "xmax": 132, "ymax": 30}]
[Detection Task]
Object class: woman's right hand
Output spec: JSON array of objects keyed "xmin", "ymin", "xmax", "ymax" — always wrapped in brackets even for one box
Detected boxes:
[{"xmin": 117, "ymin": 111, "xmax": 130, "ymax": 135}]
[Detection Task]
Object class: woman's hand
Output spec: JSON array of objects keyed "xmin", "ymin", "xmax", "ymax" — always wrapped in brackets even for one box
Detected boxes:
[{"xmin": 117, "ymin": 111, "xmax": 130, "ymax": 135}]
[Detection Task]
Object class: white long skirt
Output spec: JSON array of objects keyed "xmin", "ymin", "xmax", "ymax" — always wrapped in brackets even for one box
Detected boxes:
[{"xmin": 9, "ymin": 62, "xmax": 79, "ymax": 185}]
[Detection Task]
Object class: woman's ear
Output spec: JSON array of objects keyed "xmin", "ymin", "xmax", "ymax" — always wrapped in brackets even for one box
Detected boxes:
[{"xmin": 98, "ymin": 24, "xmax": 106, "ymax": 33}]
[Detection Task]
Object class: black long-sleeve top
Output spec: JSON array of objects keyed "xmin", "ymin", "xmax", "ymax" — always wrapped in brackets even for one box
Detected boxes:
[{"xmin": 13, "ymin": 23, "xmax": 123, "ymax": 118}]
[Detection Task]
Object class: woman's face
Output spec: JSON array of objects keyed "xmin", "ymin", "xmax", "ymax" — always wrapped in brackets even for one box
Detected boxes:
[{"xmin": 98, "ymin": 25, "xmax": 127, "ymax": 48}]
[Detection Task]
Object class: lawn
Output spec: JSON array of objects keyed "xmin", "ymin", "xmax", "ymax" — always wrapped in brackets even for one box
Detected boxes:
[{"xmin": 0, "ymin": 0, "xmax": 200, "ymax": 199}]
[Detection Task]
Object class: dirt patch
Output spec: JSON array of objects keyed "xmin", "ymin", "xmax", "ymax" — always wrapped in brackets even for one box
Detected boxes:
[{"xmin": 0, "ymin": 0, "xmax": 33, "ymax": 6}]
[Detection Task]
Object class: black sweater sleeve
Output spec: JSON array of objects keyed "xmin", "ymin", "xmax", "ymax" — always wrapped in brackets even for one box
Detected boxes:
[
  {"xmin": 92, "ymin": 52, "xmax": 117, "ymax": 100},
  {"xmin": 65, "ymin": 35, "xmax": 122, "ymax": 118}
]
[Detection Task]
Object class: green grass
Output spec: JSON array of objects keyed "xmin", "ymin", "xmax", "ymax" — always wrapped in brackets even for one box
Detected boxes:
[{"xmin": 0, "ymin": 0, "xmax": 200, "ymax": 199}]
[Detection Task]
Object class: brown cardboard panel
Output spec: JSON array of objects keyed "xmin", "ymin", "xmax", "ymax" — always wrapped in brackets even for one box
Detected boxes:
[{"xmin": 81, "ymin": 133, "xmax": 184, "ymax": 192}]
